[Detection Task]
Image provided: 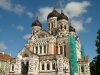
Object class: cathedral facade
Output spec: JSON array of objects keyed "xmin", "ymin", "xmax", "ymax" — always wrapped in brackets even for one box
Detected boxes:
[{"xmin": 5, "ymin": 4, "xmax": 90, "ymax": 75}]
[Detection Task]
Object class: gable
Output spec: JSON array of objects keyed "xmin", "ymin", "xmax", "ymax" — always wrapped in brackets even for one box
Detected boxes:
[
  {"xmin": 16, "ymin": 47, "xmax": 32, "ymax": 59},
  {"xmin": 34, "ymin": 30, "xmax": 50, "ymax": 38}
]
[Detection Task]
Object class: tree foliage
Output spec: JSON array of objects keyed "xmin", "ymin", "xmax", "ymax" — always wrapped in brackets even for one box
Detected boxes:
[{"xmin": 90, "ymin": 29, "xmax": 100, "ymax": 75}]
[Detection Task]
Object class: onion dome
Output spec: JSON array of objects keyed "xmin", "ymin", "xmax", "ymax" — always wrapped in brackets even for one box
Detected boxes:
[
  {"xmin": 57, "ymin": 10, "xmax": 68, "ymax": 21},
  {"xmin": 69, "ymin": 23, "xmax": 75, "ymax": 32},
  {"xmin": 47, "ymin": 6, "xmax": 60, "ymax": 19},
  {"xmin": 32, "ymin": 15, "xmax": 42, "ymax": 27}
]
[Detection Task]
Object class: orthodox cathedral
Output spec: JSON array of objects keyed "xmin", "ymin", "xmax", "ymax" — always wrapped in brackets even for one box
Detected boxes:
[{"xmin": 5, "ymin": 2, "xmax": 90, "ymax": 75}]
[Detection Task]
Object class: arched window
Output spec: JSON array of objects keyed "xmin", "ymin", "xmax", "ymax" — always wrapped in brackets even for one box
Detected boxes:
[
  {"xmin": 60, "ymin": 25, "xmax": 62, "ymax": 29},
  {"xmin": 52, "ymin": 61, "xmax": 56, "ymax": 70},
  {"xmin": 36, "ymin": 46, "xmax": 38, "ymax": 54},
  {"xmin": 40, "ymin": 46, "xmax": 42, "ymax": 54},
  {"xmin": 47, "ymin": 62, "xmax": 50, "ymax": 70},
  {"xmin": 41, "ymin": 63, "xmax": 44, "ymax": 70},
  {"xmin": 64, "ymin": 25, "xmax": 66, "ymax": 29},
  {"xmin": 12, "ymin": 64, "xmax": 14, "ymax": 71},
  {"xmin": 49, "ymin": 23, "xmax": 50, "ymax": 29},
  {"xmin": 60, "ymin": 46, "xmax": 63, "ymax": 54},
  {"xmin": 81, "ymin": 66, "xmax": 84, "ymax": 72},
  {"xmin": 44, "ymin": 45, "xmax": 46, "ymax": 53},
  {"xmin": 51, "ymin": 23, "xmax": 53, "ymax": 28}
]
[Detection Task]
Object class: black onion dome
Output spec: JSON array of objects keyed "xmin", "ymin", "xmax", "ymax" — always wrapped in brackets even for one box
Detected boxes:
[
  {"xmin": 47, "ymin": 10, "xmax": 60, "ymax": 19},
  {"xmin": 69, "ymin": 23, "xmax": 75, "ymax": 32},
  {"xmin": 57, "ymin": 12, "xmax": 68, "ymax": 21},
  {"xmin": 32, "ymin": 19, "xmax": 42, "ymax": 27}
]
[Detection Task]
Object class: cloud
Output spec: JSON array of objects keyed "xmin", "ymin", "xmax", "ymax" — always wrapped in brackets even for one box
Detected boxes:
[
  {"xmin": 65, "ymin": 1, "xmax": 91, "ymax": 18},
  {"xmin": 38, "ymin": 1, "xmax": 90, "ymax": 22},
  {"xmin": 0, "ymin": 0, "xmax": 25, "ymax": 15},
  {"xmin": 85, "ymin": 17, "xmax": 92, "ymax": 23},
  {"xmin": 38, "ymin": 7, "xmax": 53, "ymax": 22},
  {"xmin": 0, "ymin": 0, "xmax": 12, "ymax": 11},
  {"xmin": 17, "ymin": 26, "xmax": 24, "ymax": 31},
  {"xmin": 26, "ymin": 11, "xmax": 34, "ymax": 19},
  {"xmin": 13, "ymin": 4, "xmax": 25, "ymax": 15},
  {"xmin": 71, "ymin": 19, "xmax": 86, "ymax": 33},
  {"xmin": 23, "ymin": 34, "xmax": 31, "ymax": 39},
  {"xmin": 0, "ymin": 41, "xmax": 8, "ymax": 51},
  {"xmin": 38, "ymin": 1, "xmax": 90, "ymax": 33}
]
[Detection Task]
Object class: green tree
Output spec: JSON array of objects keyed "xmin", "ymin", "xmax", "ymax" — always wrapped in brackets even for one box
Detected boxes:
[
  {"xmin": 95, "ymin": 29, "xmax": 100, "ymax": 75},
  {"xmin": 91, "ymin": 29, "xmax": 100, "ymax": 75},
  {"xmin": 90, "ymin": 60, "xmax": 96, "ymax": 75}
]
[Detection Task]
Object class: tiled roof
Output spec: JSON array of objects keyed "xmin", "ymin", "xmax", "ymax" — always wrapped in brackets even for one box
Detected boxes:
[{"xmin": 0, "ymin": 53, "xmax": 12, "ymax": 60}]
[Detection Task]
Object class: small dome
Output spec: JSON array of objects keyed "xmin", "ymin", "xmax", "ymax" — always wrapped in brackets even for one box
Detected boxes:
[
  {"xmin": 69, "ymin": 23, "xmax": 75, "ymax": 32},
  {"xmin": 57, "ymin": 11, "xmax": 68, "ymax": 21},
  {"xmin": 32, "ymin": 19, "xmax": 42, "ymax": 27},
  {"xmin": 47, "ymin": 9, "xmax": 60, "ymax": 19}
]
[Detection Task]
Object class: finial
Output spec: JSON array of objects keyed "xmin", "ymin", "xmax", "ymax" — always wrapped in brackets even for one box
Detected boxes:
[
  {"xmin": 53, "ymin": 0, "xmax": 56, "ymax": 10},
  {"xmin": 36, "ymin": 12, "xmax": 38, "ymax": 20},
  {"xmin": 60, "ymin": 2, "xmax": 63, "ymax": 13}
]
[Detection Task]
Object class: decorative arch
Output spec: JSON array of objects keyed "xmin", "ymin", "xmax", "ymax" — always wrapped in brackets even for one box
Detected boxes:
[
  {"xmin": 21, "ymin": 60, "xmax": 29, "ymax": 75},
  {"xmin": 41, "ymin": 62, "xmax": 45, "ymax": 70},
  {"xmin": 47, "ymin": 61, "xmax": 50, "ymax": 70},
  {"xmin": 52, "ymin": 60, "xmax": 56, "ymax": 70},
  {"xmin": 22, "ymin": 53, "xmax": 29, "ymax": 58}
]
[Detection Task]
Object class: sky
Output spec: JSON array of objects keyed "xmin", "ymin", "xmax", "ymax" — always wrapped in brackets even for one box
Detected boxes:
[{"xmin": 0, "ymin": 0, "xmax": 100, "ymax": 61}]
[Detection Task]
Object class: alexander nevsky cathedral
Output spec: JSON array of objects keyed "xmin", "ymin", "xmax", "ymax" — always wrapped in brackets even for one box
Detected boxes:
[{"xmin": 5, "ymin": 1, "xmax": 90, "ymax": 75}]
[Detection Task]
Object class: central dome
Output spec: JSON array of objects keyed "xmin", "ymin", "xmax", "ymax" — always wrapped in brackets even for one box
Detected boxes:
[{"xmin": 47, "ymin": 9, "xmax": 60, "ymax": 19}]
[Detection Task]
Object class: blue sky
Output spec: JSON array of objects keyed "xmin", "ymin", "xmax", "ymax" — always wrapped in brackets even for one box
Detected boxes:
[{"xmin": 0, "ymin": 0, "xmax": 100, "ymax": 61}]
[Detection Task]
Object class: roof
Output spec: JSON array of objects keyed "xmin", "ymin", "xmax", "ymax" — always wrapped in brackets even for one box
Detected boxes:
[
  {"xmin": 69, "ymin": 24, "xmax": 76, "ymax": 32},
  {"xmin": 0, "ymin": 53, "xmax": 12, "ymax": 60},
  {"xmin": 32, "ymin": 19, "xmax": 42, "ymax": 27},
  {"xmin": 57, "ymin": 12, "xmax": 68, "ymax": 21},
  {"xmin": 78, "ymin": 56, "xmax": 89, "ymax": 62},
  {"xmin": 47, "ymin": 9, "xmax": 60, "ymax": 19}
]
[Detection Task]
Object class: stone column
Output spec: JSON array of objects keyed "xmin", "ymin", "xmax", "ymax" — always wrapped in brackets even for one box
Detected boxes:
[
  {"xmin": 42, "ymin": 45, "xmax": 44, "ymax": 55},
  {"xmin": 28, "ymin": 58, "xmax": 35, "ymax": 75}
]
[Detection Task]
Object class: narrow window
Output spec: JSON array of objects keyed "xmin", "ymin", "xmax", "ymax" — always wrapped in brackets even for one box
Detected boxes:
[
  {"xmin": 36, "ymin": 46, "xmax": 38, "ymax": 54},
  {"xmin": 60, "ymin": 25, "xmax": 62, "ymax": 29},
  {"xmin": 42, "ymin": 63, "xmax": 44, "ymax": 70},
  {"xmin": 51, "ymin": 23, "xmax": 53, "ymax": 28},
  {"xmin": 64, "ymin": 25, "xmax": 66, "ymax": 29},
  {"xmin": 26, "ymin": 61, "xmax": 29, "ymax": 74},
  {"xmin": 44, "ymin": 45, "xmax": 46, "ymax": 53},
  {"xmin": 12, "ymin": 64, "xmax": 14, "ymax": 71},
  {"xmin": 47, "ymin": 62, "xmax": 50, "ymax": 70},
  {"xmin": 81, "ymin": 66, "xmax": 84, "ymax": 72},
  {"xmin": 40, "ymin": 46, "xmax": 42, "ymax": 54},
  {"xmin": 49, "ymin": 23, "xmax": 50, "ymax": 29},
  {"xmin": 60, "ymin": 46, "xmax": 63, "ymax": 54},
  {"xmin": 52, "ymin": 62, "xmax": 56, "ymax": 70}
]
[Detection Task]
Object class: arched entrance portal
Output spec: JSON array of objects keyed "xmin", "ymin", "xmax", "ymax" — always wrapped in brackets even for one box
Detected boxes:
[
  {"xmin": 21, "ymin": 53, "xmax": 29, "ymax": 75},
  {"xmin": 21, "ymin": 61, "xmax": 29, "ymax": 75}
]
